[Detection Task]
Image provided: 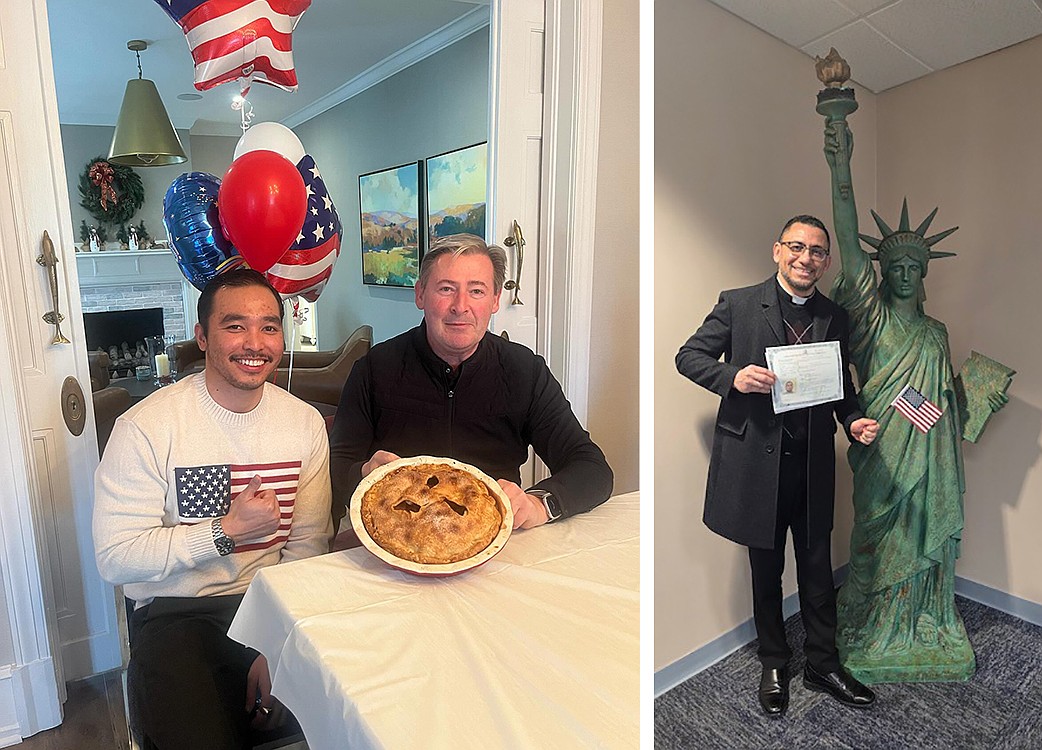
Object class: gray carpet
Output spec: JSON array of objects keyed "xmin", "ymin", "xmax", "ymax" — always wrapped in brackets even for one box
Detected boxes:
[{"xmin": 655, "ymin": 597, "xmax": 1042, "ymax": 749}]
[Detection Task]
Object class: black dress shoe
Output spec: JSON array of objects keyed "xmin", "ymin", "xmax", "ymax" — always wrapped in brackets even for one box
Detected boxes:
[
  {"xmin": 803, "ymin": 663, "xmax": 876, "ymax": 707},
  {"xmin": 758, "ymin": 666, "xmax": 789, "ymax": 717}
]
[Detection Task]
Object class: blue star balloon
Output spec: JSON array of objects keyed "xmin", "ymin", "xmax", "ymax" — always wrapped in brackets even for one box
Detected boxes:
[{"xmin": 163, "ymin": 172, "xmax": 243, "ymax": 290}]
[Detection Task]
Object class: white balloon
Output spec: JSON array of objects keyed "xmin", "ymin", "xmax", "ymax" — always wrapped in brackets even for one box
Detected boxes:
[{"xmin": 233, "ymin": 122, "xmax": 306, "ymax": 165}]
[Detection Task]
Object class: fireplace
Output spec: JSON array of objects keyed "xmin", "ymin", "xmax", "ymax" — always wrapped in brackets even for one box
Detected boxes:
[
  {"xmin": 84, "ymin": 308, "xmax": 164, "ymax": 351},
  {"xmin": 84, "ymin": 308, "xmax": 165, "ymax": 378}
]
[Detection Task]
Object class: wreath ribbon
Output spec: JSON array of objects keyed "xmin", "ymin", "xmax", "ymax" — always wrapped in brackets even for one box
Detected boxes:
[{"xmin": 89, "ymin": 161, "xmax": 118, "ymax": 212}]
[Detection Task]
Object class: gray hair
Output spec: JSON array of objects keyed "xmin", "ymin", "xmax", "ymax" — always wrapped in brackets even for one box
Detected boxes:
[{"xmin": 419, "ymin": 234, "xmax": 507, "ymax": 294}]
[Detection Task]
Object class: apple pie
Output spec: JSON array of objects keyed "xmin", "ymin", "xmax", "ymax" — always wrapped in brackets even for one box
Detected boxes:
[{"xmin": 360, "ymin": 462, "xmax": 505, "ymax": 565}]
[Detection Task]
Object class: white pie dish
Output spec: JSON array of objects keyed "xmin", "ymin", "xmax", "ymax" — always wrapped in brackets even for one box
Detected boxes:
[{"xmin": 349, "ymin": 455, "xmax": 514, "ymax": 576}]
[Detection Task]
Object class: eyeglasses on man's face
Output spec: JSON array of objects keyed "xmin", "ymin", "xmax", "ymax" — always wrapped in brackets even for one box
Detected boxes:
[{"xmin": 779, "ymin": 240, "xmax": 830, "ymax": 262}]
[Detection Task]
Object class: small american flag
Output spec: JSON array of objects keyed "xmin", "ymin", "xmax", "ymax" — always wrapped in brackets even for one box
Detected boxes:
[
  {"xmin": 891, "ymin": 383, "xmax": 943, "ymax": 434},
  {"xmin": 174, "ymin": 460, "xmax": 300, "ymax": 551},
  {"xmin": 265, "ymin": 155, "xmax": 342, "ymax": 302},
  {"xmin": 156, "ymin": 0, "xmax": 311, "ymax": 92}
]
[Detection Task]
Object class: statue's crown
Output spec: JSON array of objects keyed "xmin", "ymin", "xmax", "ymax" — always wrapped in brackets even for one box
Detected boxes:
[{"xmin": 859, "ymin": 199, "xmax": 957, "ymax": 263}]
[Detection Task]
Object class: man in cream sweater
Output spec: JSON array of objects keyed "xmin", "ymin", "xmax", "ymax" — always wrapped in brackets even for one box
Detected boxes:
[{"xmin": 93, "ymin": 269, "xmax": 332, "ymax": 748}]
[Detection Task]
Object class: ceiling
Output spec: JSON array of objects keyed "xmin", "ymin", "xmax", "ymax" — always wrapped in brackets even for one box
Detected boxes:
[
  {"xmin": 706, "ymin": 0, "xmax": 1042, "ymax": 92},
  {"xmin": 47, "ymin": 0, "xmax": 489, "ymax": 135}
]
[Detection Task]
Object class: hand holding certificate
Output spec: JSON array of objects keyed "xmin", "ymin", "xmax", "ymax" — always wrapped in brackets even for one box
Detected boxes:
[{"xmin": 764, "ymin": 341, "xmax": 844, "ymax": 414}]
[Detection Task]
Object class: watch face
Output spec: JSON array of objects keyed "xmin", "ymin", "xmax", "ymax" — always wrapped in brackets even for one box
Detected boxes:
[
  {"xmin": 541, "ymin": 493, "xmax": 562, "ymax": 520},
  {"xmin": 215, "ymin": 535, "xmax": 235, "ymax": 556},
  {"xmin": 212, "ymin": 519, "xmax": 235, "ymax": 556}
]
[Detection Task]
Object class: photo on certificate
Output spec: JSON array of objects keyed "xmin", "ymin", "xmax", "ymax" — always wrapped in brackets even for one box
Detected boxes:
[{"xmin": 765, "ymin": 341, "xmax": 844, "ymax": 414}]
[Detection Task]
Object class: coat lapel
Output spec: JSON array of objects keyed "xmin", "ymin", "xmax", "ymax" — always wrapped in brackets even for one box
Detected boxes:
[
  {"xmin": 809, "ymin": 295, "xmax": 833, "ymax": 343},
  {"xmin": 760, "ymin": 277, "xmax": 786, "ymax": 345}
]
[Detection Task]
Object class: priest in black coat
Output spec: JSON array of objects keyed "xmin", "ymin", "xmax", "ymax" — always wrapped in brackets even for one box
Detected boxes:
[{"xmin": 676, "ymin": 215, "xmax": 879, "ymax": 717}]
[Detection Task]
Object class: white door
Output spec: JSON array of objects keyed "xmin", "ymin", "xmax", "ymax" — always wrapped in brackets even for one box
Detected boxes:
[
  {"xmin": 487, "ymin": 0, "xmax": 603, "ymax": 484},
  {"xmin": 487, "ymin": 0, "xmax": 545, "ymax": 354},
  {"xmin": 487, "ymin": 0, "xmax": 546, "ymax": 487},
  {"xmin": 0, "ymin": 0, "xmax": 121, "ymax": 734}
]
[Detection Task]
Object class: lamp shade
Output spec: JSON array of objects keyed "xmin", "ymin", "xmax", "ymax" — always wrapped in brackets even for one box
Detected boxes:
[{"xmin": 108, "ymin": 78, "xmax": 187, "ymax": 167}]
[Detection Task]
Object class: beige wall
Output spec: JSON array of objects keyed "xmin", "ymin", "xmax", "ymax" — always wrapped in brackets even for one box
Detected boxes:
[
  {"xmin": 655, "ymin": 0, "xmax": 878, "ymax": 671},
  {"xmin": 588, "ymin": 0, "xmax": 639, "ymax": 493},
  {"xmin": 657, "ymin": 0, "xmax": 1042, "ymax": 676},
  {"xmin": 875, "ymin": 39, "xmax": 1042, "ymax": 606}
]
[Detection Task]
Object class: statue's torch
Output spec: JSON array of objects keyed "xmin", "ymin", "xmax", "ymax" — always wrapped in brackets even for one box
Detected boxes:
[{"xmin": 815, "ymin": 48, "xmax": 858, "ymax": 198}]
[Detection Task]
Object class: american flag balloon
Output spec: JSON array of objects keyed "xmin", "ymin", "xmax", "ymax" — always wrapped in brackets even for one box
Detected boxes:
[
  {"xmin": 154, "ymin": 0, "xmax": 311, "ymax": 92},
  {"xmin": 265, "ymin": 154, "xmax": 342, "ymax": 302}
]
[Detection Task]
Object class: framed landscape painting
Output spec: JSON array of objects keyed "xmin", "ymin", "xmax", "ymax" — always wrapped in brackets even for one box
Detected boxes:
[
  {"xmin": 359, "ymin": 161, "xmax": 421, "ymax": 287},
  {"xmin": 425, "ymin": 142, "xmax": 487, "ymax": 241}
]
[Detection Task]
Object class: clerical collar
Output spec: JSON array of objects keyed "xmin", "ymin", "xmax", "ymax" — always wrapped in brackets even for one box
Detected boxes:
[{"xmin": 776, "ymin": 277, "xmax": 815, "ymax": 305}]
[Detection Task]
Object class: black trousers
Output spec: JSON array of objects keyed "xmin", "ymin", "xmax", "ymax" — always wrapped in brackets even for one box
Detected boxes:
[
  {"xmin": 747, "ymin": 448, "xmax": 841, "ymax": 673},
  {"xmin": 128, "ymin": 594, "xmax": 295, "ymax": 750}
]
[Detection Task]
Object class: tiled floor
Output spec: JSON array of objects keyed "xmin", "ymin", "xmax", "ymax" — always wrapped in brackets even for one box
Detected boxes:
[{"xmin": 20, "ymin": 671, "xmax": 130, "ymax": 750}]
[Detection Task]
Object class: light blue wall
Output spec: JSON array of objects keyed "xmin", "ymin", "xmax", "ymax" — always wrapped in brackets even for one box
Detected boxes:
[
  {"xmin": 59, "ymin": 125, "xmax": 237, "ymax": 250},
  {"xmin": 293, "ymin": 28, "xmax": 490, "ymax": 347}
]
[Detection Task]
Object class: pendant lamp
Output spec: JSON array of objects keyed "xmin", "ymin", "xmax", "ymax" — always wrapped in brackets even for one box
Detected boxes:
[{"xmin": 108, "ymin": 40, "xmax": 187, "ymax": 167}]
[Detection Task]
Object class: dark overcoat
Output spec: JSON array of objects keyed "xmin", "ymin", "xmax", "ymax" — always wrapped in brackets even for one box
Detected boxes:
[{"xmin": 676, "ymin": 276, "xmax": 862, "ymax": 549}]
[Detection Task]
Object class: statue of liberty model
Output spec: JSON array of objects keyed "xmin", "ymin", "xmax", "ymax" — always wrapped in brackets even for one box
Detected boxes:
[{"xmin": 814, "ymin": 49, "xmax": 1013, "ymax": 682}]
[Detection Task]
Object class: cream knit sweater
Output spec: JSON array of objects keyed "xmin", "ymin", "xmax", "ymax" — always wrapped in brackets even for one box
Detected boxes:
[{"xmin": 93, "ymin": 373, "xmax": 332, "ymax": 604}]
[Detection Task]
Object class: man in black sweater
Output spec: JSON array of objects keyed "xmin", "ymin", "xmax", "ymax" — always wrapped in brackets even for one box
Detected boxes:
[{"xmin": 329, "ymin": 234, "xmax": 612, "ymax": 532}]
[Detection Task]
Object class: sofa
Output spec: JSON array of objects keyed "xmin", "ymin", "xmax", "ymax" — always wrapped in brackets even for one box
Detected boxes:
[{"xmin": 168, "ymin": 324, "xmax": 373, "ymax": 415}]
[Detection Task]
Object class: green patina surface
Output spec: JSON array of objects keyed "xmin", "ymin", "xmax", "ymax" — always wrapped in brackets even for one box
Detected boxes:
[{"xmin": 815, "ymin": 62, "xmax": 1012, "ymax": 684}]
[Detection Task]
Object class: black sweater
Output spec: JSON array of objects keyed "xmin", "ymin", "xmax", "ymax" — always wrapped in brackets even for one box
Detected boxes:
[{"xmin": 329, "ymin": 323, "xmax": 613, "ymax": 524}]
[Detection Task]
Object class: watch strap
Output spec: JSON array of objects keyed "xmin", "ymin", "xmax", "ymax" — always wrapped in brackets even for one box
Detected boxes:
[
  {"xmin": 527, "ymin": 488, "xmax": 562, "ymax": 522},
  {"xmin": 211, "ymin": 518, "xmax": 235, "ymax": 556}
]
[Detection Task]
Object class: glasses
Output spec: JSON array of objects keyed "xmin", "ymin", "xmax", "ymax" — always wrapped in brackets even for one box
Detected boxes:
[{"xmin": 779, "ymin": 240, "xmax": 829, "ymax": 262}]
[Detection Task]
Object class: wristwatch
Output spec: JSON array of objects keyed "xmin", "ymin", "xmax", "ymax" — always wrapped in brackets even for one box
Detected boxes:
[
  {"xmin": 211, "ymin": 518, "xmax": 235, "ymax": 556},
  {"xmin": 526, "ymin": 488, "xmax": 562, "ymax": 523}
]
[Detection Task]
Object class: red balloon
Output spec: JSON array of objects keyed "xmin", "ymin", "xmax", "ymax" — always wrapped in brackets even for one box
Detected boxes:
[{"xmin": 218, "ymin": 151, "xmax": 307, "ymax": 273}]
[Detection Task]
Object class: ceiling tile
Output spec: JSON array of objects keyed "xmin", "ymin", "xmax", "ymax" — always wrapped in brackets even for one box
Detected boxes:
[
  {"xmin": 839, "ymin": 0, "xmax": 900, "ymax": 14},
  {"xmin": 804, "ymin": 20, "xmax": 932, "ymax": 92},
  {"xmin": 707, "ymin": 0, "xmax": 856, "ymax": 47},
  {"xmin": 868, "ymin": 0, "xmax": 1042, "ymax": 70}
]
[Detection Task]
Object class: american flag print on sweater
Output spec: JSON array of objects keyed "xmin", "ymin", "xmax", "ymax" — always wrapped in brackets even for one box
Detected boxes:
[{"xmin": 174, "ymin": 460, "xmax": 300, "ymax": 550}]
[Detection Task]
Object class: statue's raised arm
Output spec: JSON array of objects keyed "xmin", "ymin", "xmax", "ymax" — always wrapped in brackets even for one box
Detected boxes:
[{"xmin": 822, "ymin": 119, "xmax": 870, "ymax": 283}]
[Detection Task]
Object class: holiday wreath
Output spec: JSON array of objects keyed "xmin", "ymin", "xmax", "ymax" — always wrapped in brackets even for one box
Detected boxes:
[{"xmin": 78, "ymin": 157, "xmax": 144, "ymax": 226}]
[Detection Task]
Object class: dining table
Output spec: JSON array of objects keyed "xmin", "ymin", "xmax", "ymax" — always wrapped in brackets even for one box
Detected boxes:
[{"xmin": 227, "ymin": 490, "xmax": 639, "ymax": 749}]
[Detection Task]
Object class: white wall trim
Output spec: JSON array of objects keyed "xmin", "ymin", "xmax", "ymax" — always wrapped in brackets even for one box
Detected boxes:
[
  {"xmin": 283, "ymin": 6, "xmax": 492, "ymax": 128},
  {"xmin": 653, "ymin": 579, "xmax": 805, "ymax": 698},
  {"xmin": 9, "ymin": 657, "xmax": 62, "ymax": 741},
  {"xmin": 654, "ymin": 570, "xmax": 1042, "ymax": 698},
  {"xmin": 955, "ymin": 577, "xmax": 1042, "ymax": 627},
  {"xmin": 540, "ymin": 0, "xmax": 602, "ymax": 424}
]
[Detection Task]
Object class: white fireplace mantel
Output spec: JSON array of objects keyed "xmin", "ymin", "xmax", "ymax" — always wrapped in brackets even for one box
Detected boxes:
[
  {"xmin": 75, "ymin": 248, "xmax": 199, "ymax": 339},
  {"xmin": 76, "ymin": 248, "xmax": 184, "ymax": 287}
]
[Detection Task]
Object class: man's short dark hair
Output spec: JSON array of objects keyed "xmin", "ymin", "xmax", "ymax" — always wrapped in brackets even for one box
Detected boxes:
[
  {"xmin": 197, "ymin": 268, "xmax": 284, "ymax": 334},
  {"xmin": 418, "ymin": 234, "xmax": 508, "ymax": 294},
  {"xmin": 778, "ymin": 214, "xmax": 831, "ymax": 250}
]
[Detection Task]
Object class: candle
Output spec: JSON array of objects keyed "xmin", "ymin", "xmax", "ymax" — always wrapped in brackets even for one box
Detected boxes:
[{"xmin": 155, "ymin": 353, "xmax": 171, "ymax": 378}]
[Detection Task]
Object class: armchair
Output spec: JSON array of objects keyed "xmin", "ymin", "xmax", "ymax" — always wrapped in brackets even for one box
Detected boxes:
[
  {"xmin": 87, "ymin": 351, "xmax": 132, "ymax": 454},
  {"xmin": 168, "ymin": 325, "xmax": 373, "ymax": 412}
]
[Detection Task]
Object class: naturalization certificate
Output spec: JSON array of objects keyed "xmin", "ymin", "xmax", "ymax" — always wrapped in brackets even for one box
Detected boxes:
[{"xmin": 764, "ymin": 341, "xmax": 844, "ymax": 414}]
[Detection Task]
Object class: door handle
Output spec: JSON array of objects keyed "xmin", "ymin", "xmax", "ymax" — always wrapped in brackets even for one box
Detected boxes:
[
  {"xmin": 502, "ymin": 219, "xmax": 525, "ymax": 306},
  {"xmin": 36, "ymin": 230, "xmax": 70, "ymax": 345}
]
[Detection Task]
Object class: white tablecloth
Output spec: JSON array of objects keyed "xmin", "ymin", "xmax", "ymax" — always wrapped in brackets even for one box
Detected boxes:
[{"xmin": 228, "ymin": 491, "xmax": 639, "ymax": 749}]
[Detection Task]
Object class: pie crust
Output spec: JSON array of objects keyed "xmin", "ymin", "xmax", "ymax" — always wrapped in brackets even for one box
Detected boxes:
[{"xmin": 350, "ymin": 456, "xmax": 513, "ymax": 574}]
